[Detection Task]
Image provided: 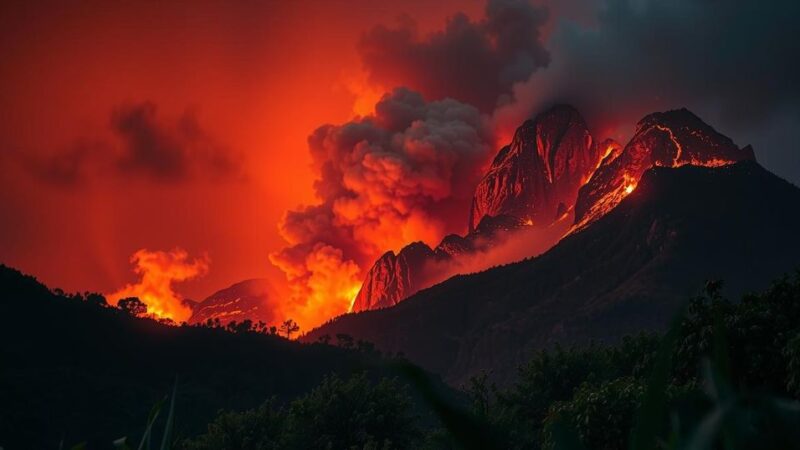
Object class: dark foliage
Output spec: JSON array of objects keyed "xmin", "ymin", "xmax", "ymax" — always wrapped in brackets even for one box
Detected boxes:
[
  {"xmin": 184, "ymin": 374, "xmax": 417, "ymax": 450},
  {"xmin": 0, "ymin": 265, "xmax": 443, "ymax": 449}
]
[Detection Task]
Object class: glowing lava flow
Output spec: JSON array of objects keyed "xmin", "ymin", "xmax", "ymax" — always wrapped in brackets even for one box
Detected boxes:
[{"xmin": 653, "ymin": 124, "xmax": 684, "ymax": 166}]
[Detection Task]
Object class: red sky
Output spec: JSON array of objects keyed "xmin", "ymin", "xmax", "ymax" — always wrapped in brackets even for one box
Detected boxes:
[
  {"xmin": 0, "ymin": 0, "xmax": 483, "ymax": 301},
  {"xmin": 1, "ymin": 0, "xmax": 796, "ymax": 328}
]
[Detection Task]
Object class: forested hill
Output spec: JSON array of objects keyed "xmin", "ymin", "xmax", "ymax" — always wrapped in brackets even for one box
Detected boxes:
[{"xmin": 0, "ymin": 265, "xmax": 431, "ymax": 448}]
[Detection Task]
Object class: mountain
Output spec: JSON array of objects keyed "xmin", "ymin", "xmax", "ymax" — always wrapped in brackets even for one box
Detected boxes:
[
  {"xmin": 573, "ymin": 108, "xmax": 755, "ymax": 230},
  {"xmin": 306, "ymin": 161, "xmax": 800, "ymax": 385},
  {"xmin": 469, "ymin": 104, "xmax": 603, "ymax": 231},
  {"xmin": 350, "ymin": 213, "xmax": 562, "ymax": 312},
  {"xmin": 188, "ymin": 278, "xmax": 276, "ymax": 325},
  {"xmin": 353, "ymin": 106, "xmax": 598, "ymax": 311},
  {"xmin": 352, "ymin": 107, "xmax": 759, "ymax": 314}
]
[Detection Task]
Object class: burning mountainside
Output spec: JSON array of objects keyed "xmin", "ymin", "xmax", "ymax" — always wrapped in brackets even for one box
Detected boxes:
[
  {"xmin": 573, "ymin": 108, "xmax": 756, "ymax": 230},
  {"xmin": 352, "ymin": 106, "xmax": 756, "ymax": 312}
]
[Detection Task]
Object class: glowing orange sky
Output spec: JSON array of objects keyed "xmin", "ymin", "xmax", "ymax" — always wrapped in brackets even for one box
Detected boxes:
[
  {"xmin": 0, "ymin": 0, "xmax": 483, "ymax": 301},
  {"xmin": 2, "ymin": 0, "xmax": 797, "ymax": 326}
]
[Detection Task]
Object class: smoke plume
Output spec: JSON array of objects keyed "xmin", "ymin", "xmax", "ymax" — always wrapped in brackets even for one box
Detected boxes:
[
  {"xmin": 270, "ymin": 88, "xmax": 494, "ymax": 330},
  {"xmin": 494, "ymin": 0, "xmax": 800, "ymax": 164},
  {"xmin": 22, "ymin": 102, "xmax": 242, "ymax": 187},
  {"xmin": 357, "ymin": 0, "xmax": 550, "ymax": 112}
]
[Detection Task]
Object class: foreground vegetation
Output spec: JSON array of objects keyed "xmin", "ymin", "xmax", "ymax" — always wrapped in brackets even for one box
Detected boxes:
[
  {"xmin": 184, "ymin": 274, "xmax": 800, "ymax": 449},
  {"xmin": 4, "ymin": 264, "xmax": 800, "ymax": 449}
]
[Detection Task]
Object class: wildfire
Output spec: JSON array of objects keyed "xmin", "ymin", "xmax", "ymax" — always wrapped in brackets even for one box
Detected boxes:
[
  {"xmin": 625, "ymin": 184, "xmax": 635, "ymax": 194},
  {"xmin": 107, "ymin": 248, "xmax": 209, "ymax": 322}
]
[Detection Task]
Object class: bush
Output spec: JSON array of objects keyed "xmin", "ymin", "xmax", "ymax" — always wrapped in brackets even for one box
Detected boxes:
[{"xmin": 183, "ymin": 374, "xmax": 418, "ymax": 450}]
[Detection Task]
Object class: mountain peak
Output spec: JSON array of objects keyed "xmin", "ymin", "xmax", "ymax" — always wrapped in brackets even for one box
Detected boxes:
[
  {"xmin": 469, "ymin": 104, "xmax": 602, "ymax": 231},
  {"xmin": 573, "ymin": 107, "xmax": 756, "ymax": 230}
]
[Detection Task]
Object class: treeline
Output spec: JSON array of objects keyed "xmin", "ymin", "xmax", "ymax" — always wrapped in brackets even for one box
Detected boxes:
[
  {"xmin": 4, "ymin": 263, "xmax": 800, "ymax": 449},
  {"xmin": 0, "ymin": 265, "xmax": 437, "ymax": 449},
  {"xmin": 184, "ymin": 274, "xmax": 800, "ymax": 449}
]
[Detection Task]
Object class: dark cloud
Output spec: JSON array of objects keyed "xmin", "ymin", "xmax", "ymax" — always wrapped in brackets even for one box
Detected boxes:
[
  {"xmin": 23, "ymin": 102, "xmax": 242, "ymax": 186},
  {"xmin": 270, "ymin": 88, "xmax": 494, "ymax": 323},
  {"xmin": 21, "ymin": 139, "xmax": 109, "ymax": 187},
  {"xmin": 358, "ymin": 0, "xmax": 550, "ymax": 112},
  {"xmin": 495, "ymin": 0, "xmax": 800, "ymax": 180}
]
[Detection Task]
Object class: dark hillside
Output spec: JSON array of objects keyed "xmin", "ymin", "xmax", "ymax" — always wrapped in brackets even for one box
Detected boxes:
[
  {"xmin": 307, "ymin": 162, "xmax": 800, "ymax": 384},
  {"xmin": 0, "ymin": 265, "xmax": 434, "ymax": 448}
]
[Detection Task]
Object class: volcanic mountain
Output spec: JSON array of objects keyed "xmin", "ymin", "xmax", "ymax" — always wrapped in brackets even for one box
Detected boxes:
[
  {"xmin": 573, "ymin": 108, "xmax": 755, "ymax": 230},
  {"xmin": 308, "ymin": 161, "xmax": 800, "ymax": 384},
  {"xmin": 352, "ymin": 107, "xmax": 756, "ymax": 313},
  {"xmin": 352, "ymin": 105, "xmax": 600, "ymax": 311},
  {"xmin": 188, "ymin": 278, "xmax": 276, "ymax": 326},
  {"xmin": 469, "ymin": 104, "xmax": 604, "ymax": 230}
]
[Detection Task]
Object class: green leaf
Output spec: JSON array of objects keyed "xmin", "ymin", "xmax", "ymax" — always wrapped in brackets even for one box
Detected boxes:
[{"xmin": 160, "ymin": 377, "xmax": 178, "ymax": 450}]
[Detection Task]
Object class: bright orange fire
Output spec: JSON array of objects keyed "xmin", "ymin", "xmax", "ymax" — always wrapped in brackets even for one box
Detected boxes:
[
  {"xmin": 107, "ymin": 248, "xmax": 209, "ymax": 322},
  {"xmin": 271, "ymin": 244, "xmax": 363, "ymax": 333}
]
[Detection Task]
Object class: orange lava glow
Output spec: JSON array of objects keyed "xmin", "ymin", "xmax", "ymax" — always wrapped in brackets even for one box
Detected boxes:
[{"xmin": 107, "ymin": 249, "xmax": 209, "ymax": 322}]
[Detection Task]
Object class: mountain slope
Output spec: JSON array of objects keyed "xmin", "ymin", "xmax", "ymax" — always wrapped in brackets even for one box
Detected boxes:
[
  {"xmin": 188, "ymin": 278, "xmax": 276, "ymax": 325},
  {"xmin": 306, "ymin": 161, "xmax": 800, "ymax": 384}
]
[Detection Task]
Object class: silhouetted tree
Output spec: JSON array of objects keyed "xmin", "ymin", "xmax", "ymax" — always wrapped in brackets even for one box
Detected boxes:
[
  {"xmin": 234, "ymin": 320, "xmax": 253, "ymax": 334},
  {"xmin": 317, "ymin": 334, "xmax": 331, "ymax": 345},
  {"xmin": 335, "ymin": 333, "xmax": 354, "ymax": 349},
  {"xmin": 117, "ymin": 297, "xmax": 147, "ymax": 316},
  {"xmin": 85, "ymin": 293, "xmax": 107, "ymax": 307},
  {"xmin": 279, "ymin": 319, "xmax": 300, "ymax": 339}
]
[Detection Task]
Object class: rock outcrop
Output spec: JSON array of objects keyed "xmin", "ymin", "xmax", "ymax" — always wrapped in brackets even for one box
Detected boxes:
[
  {"xmin": 469, "ymin": 105, "xmax": 603, "ymax": 231},
  {"xmin": 351, "ymin": 242, "xmax": 437, "ymax": 311}
]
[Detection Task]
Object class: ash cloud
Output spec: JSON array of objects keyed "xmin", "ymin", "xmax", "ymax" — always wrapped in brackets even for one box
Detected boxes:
[
  {"xmin": 23, "ymin": 102, "xmax": 242, "ymax": 186},
  {"xmin": 357, "ymin": 0, "xmax": 550, "ymax": 112},
  {"xmin": 270, "ymin": 88, "xmax": 494, "ymax": 330}
]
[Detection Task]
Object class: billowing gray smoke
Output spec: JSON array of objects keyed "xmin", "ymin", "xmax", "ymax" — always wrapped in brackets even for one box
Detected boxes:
[{"xmin": 270, "ymin": 88, "xmax": 494, "ymax": 329}]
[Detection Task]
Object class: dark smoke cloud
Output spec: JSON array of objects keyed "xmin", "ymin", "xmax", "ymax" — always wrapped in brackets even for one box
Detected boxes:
[
  {"xmin": 23, "ymin": 102, "xmax": 242, "ymax": 186},
  {"xmin": 496, "ymin": 0, "xmax": 800, "ymax": 180},
  {"xmin": 357, "ymin": 0, "xmax": 550, "ymax": 112},
  {"xmin": 270, "ymin": 88, "xmax": 494, "ymax": 328}
]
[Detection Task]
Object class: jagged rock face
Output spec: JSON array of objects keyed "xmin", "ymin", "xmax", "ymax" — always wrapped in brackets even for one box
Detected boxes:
[
  {"xmin": 434, "ymin": 234, "xmax": 474, "ymax": 259},
  {"xmin": 188, "ymin": 279, "xmax": 275, "ymax": 325},
  {"xmin": 354, "ymin": 213, "xmax": 533, "ymax": 312},
  {"xmin": 351, "ymin": 242, "xmax": 436, "ymax": 312},
  {"xmin": 574, "ymin": 108, "xmax": 756, "ymax": 229},
  {"xmin": 469, "ymin": 105, "xmax": 603, "ymax": 231}
]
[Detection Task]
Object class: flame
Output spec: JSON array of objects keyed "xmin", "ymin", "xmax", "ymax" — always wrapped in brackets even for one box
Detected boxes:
[
  {"xmin": 272, "ymin": 244, "xmax": 362, "ymax": 333},
  {"xmin": 625, "ymin": 183, "xmax": 635, "ymax": 194},
  {"xmin": 107, "ymin": 248, "xmax": 209, "ymax": 322},
  {"xmin": 524, "ymin": 218, "xmax": 534, "ymax": 226}
]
